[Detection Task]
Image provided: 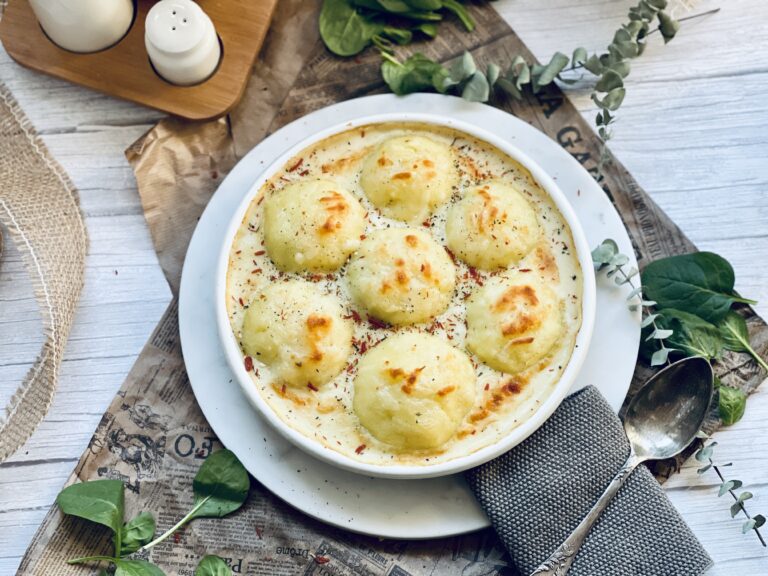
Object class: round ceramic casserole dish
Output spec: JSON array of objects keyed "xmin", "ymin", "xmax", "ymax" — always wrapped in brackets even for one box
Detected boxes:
[{"xmin": 216, "ymin": 113, "xmax": 596, "ymax": 479}]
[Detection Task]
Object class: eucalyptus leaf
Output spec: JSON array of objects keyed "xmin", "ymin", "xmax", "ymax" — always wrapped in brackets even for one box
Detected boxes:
[
  {"xmin": 742, "ymin": 519, "xmax": 757, "ymax": 533},
  {"xmin": 496, "ymin": 77, "xmax": 522, "ymax": 99},
  {"xmin": 592, "ymin": 87, "xmax": 626, "ymax": 111},
  {"xmin": 57, "ymin": 480, "xmax": 125, "ymax": 540},
  {"xmin": 195, "ymin": 555, "xmax": 232, "ymax": 576},
  {"xmin": 486, "ymin": 63, "xmax": 500, "ymax": 88},
  {"xmin": 754, "ymin": 514, "xmax": 766, "ymax": 529},
  {"xmin": 641, "ymin": 252, "xmax": 756, "ymax": 322},
  {"xmin": 532, "ymin": 52, "xmax": 569, "ymax": 92},
  {"xmin": 650, "ymin": 347, "xmax": 671, "ymax": 367},
  {"xmin": 591, "ymin": 238, "xmax": 618, "ymax": 265},
  {"xmin": 719, "ymin": 385, "xmax": 747, "ymax": 426},
  {"xmin": 461, "ymin": 73, "xmax": 490, "ymax": 102},
  {"xmin": 595, "ymin": 69, "xmax": 624, "ymax": 92},
  {"xmin": 190, "ymin": 450, "xmax": 250, "ymax": 520},
  {"xmin": 572, "ymin": 47, "xmax": 587, "ymax": 67},
  {"xmin": 320, "ymin": 0, "xmax": 383, "ymax": 56},
  {"xmin": 738, "ymin": 491, "xmax": 753, "ymax": 503},
  {"xmin": 731, "ymin": 502, "xmax": 743, "ymax": 518},
  {"xmin": 718, "ymin": 479, "xmax": 742, "ymax": 496},
  {"xmin": 583, "ymin": 54, "xmax": 603, "ymax": 75},
  {"xmin": 450, "ymin": 51, "xmax": 476, "ymax": 82},
  {"xmin": 658, "ymin": 11, "xmax": 680, "ymax": 43},
  {"xmin": 120, "ymin": 512, "xmax": 155, "ymax": 556},
  {"xmin": 645, "ymin": 0, "xmax": 667, "ymax": 9},
  {"xmin": 115, "ymin": 559, "xmax": 166, "ymax": 576}
]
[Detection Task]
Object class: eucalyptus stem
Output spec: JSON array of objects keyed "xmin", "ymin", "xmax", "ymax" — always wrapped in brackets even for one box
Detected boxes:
[
  {"xmin": 709, "ymin": 459, "xmax": 767, "ymax": 547},
  {"xmin": 67, "ymin": 555, "xmax": 117, "ymax": 565},
  {"xmin": 646, "ymin": 7, "xmax": 721, "ymax": 35}
]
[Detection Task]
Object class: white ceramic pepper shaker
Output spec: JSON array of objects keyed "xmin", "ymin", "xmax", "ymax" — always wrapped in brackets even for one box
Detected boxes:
[
  {"xmin": 145, "ymin": 0, "xmax": 221, "ymax": 86},
  {"xmin": 29, "ymin": 0, "xmax": 134, "ymax": 53}
]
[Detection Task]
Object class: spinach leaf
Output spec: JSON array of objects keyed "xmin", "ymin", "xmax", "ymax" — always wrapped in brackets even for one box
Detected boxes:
[
  {"xmin": 320, "ymin": 0, "xmax": 383, "ymax": 56},
  {"xmin": 57, "ymin": 480, "xmax": 124, "ymax": 541},
  {"xmin": 119, "ymin": 511, "xmax": 156, "ymax": 555},
  {"xmin": 641, "ymin": 252, "xmax": 756, "ymax": 322},
  {"xmin": 405, "ymin": 0, "xmax": 443, "ymax": 10},
  {"xmin": 717, "ymin": 311, "xmax": 768, "ymax": 373},
  {"xmin": 115, "ymin": 559, "xmax": 166, "ymax": 576},
  {"xmin": 195, "ymin": 555, "xmax": 232, "ymax": 576},
  {"xmin": 655, "ymin": 308, "xmax": 723, "ymax": 360},
  {"xmin": 190, "ymin": 449, "xmax": 250, "ymax": 519},
  {"xmin": 719, "ymin": 385, "xmax": 747, "ymax": 426},
  {"xmin": 441, "ymin": 0, "xmax": 475, "ymax": 31},
  {"xmin": 382, "ymin": 53, "xmax": 447, "ymax": 95}
]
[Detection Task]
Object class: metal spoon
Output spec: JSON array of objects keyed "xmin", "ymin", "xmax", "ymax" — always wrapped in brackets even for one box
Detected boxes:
[{"xmin": 531, "ymin": 356, "xmax": 714, "ymax": 576}]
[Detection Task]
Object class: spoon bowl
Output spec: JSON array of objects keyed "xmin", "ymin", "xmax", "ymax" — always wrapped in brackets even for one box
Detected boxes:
[{"xmin": 624, "ymin": 356, "xmax": 714, "ymax": 461}]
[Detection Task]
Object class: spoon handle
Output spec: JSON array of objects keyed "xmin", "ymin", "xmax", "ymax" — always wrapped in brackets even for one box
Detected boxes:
[{"xmin": 530, "ymin": 451, "xmax": 642, "ymax": 576}]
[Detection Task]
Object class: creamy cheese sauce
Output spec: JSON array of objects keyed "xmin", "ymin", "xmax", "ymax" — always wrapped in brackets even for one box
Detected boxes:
[{"xmin": 226, "ymin": 122, "xmax": 583, "ymax": 466}]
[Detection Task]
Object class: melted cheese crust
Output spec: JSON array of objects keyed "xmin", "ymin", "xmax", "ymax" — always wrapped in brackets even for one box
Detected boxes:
[{"xmin": 226, "ymin": 122, "xmax": 583, "ymax": 466}]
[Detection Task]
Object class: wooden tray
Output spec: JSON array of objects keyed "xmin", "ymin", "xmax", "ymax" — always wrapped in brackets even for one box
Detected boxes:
[{"xmin": 0, "ymin": 0, "xmax": 277, "ymax": 120}]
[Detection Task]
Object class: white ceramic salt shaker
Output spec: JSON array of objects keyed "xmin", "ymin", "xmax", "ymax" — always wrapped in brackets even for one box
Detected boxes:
[
  {"xmin": 29, "ymin": 0, "xmax": 134, "ymax": 53},
  {"xmin": 145, "ymin": 0, "xmax": 221, "ymax": 86}
]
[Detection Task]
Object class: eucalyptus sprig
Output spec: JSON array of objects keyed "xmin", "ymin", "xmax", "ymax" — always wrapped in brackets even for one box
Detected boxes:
[
  {"xmin": 695, "ymin": 439, "xmax": 766, "ymax": 547},
  {"xmin": 56, "ymin": 449, "xmax": 247, "ymax": 575},
  {"xmin": 591, "ymin": 239, "xmax": 675, "ymax": 366}
]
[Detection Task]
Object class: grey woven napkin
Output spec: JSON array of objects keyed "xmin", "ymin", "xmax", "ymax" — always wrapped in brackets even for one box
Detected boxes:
[{"xmin": 466, "ymin": 385, "xmax": 712, "ymax": 576}]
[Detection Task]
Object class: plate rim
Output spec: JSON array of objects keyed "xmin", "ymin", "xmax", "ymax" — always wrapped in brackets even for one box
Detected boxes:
[{"xmin": 179, "ymin": 93, "xmax": 641, "ymax": 539}]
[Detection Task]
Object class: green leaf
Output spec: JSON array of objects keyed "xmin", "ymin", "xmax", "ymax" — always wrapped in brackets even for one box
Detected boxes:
[
  {"xmin": 697, "ymin": 463, "xmax": 712, "ymax": 474},
  {"xmin": 572, "ymin": 47, "xmax": 587, "ymax": 67},
  {"xmin": 532, "ymin": 52, "xmax": 569, "ymax": 92},
  {"xmin": 641, "ymin": 252, "xmax": 755, "ymax": 323},
  {"xmin": 381, "ymin": 26, "xmax": 413, "ymax": 45},
  {"xmin": 596, "ymin": 69, "xmax": 624, "ymax": 92},
  {"xmin": 719, "ymin": 385, "xmax": 747, "ymax": 426},
  {"xmin": 592, "ymin": 87, "xmax": 626, "ymax": 111},
  {"xmin": 462, "ymin": 73, "xmax": 490, "ymax": 102},
  {"xmin": 731, "ymin": 502, "xmax": 743, "ymax": 518},
  {"xmin": 510, "ymin": 55, "xmax": 530, "ymax": 89},
  {"xmin": 743, "ymin": 518, "xmax": 757, "ymax": 533},
  {"xmin": 591, "ymin": 239, "xmax": 618, "ymax": 265},
  {"xmin": 496, "ymin": 78, "xmax": 522, "ymax": 100},
  {"xmin": 441, "ymin": 0, "xmax": 475, "ymax": 31},
  {"xmin": 718, "ymin": 479, "xmax": 742, "ymax": 496},
  {"xmin": 450, "ymin": 51, "xmax": 476, "ymax": 83},
  {"xmin": 608, "ymin": 60, "xmax": 631, "ymax": 78},
  {"xmin": 645, "ymin": 0, "xmax": 667, "ymax": 9},
  {"xmin": 718, "ymin": 312, "xmax": 751, "ymax": 353},
  {"xmin": 754, "ymin": 514, "xmax": 766, "ymax": 529},
  {"xmin": 404, "ymin": 0, "xmax": 442, "ymax": 9},
  {"xmin": 120, "ymin": 512, "xmax": 155, "ymax": 556},
  {"xmin": 382, "ymin": 53, "xmax": 447, "ymax": 95},
  {"xmin": 57, "ymin": 480, "xmax": 125, "ymax": 540},
  {"xmin": 190, "ymin": 450, "xmax": 250, "ymax": 520},
  {"xmin": 655, "ymin": 308, "xmax": 723, "ymax": 360},
  {"xmin": 320, "ymin": 0, "xmax": 383, "ymax": 56},
  {"xmin": 658, "ymin": 11, "xmax": 680, "ymax": 43},
  {"xmin": 417, "ymin": 22, "xmax": 438, "ymax": 37},
  {"xmin": 583, "ymin": 54, "xmax": 603, "ymax": 75},
  {"xmin": 195, "ymin": 556, "xmax": 232, "ymax": 576},
  {"xmin": 738, "ymin": 491, "xmax": 753, "ymax": 503},
  {"xmin": 650, "ymin": 347, "xmax": 670, "ymax": 367},
  {"xmin": 115, "ymin": 560, "xmax": 166, "ymax": 576},
  {"xmin": 486, "ymin": 63, "xmax": 500, "ymax": 88},
  {"xmin": 374, "ymin": 0, "xmax": 411, "ymax": 11}
]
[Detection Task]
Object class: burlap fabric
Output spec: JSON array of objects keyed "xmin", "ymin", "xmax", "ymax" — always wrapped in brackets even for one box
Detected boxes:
[
  {"xmin": 0, "ymin": 84, "xmax": 88, "ymax": 462},
  {"xmin": 467, "ymin": 386, "xmax": 712, "ymax": 575}
]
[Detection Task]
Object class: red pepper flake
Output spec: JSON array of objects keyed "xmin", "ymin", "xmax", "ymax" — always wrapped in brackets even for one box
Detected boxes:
[
  {"xmin": 310, "ymin": 273, "xmax": 323, "ymax": 282},
  {"xmin": 235, "ymin": 250, "xmax": 242, "ymax": 255},
  {"xmin": 244, "ymin": 356, "xmax": 254, "ymax": 372},
  {"xmin": 359, "ymin": 234, "xmax": 367, "ymax": 240},
  {"xmin": 299, "ymin": 169, "xmax": 310, "ymax": 176},
  {"xmin": 359, "ymin": 341, "xmax": 368, "ymax": 354},
  {"xmin": 422, "ymin": 220, "xmax": 431, "ymax": 228},
  {"xmin": 484, "ymin": 383, "xmax": 490, "ymax": 391},
  {"xmin": 519, "ymin": 268, "xmax": 531, "ymax": 272},
  {"xmin": 314, "ymin": 556, "xmax": 330, "ymax": 565},
  {"xmin": 255, "ymin": 250, "xmax": 266, "ymax": 256},
  {"xmin": 468, "ymin": 267, "xmax": 484, "ymax": 286},
  {"xmin": 238, "ymin": 297, "xmax": 245, "ymax": 306},
  {"xmin": 368, "ymin": 316, "xmax": 390, "ymax": 330},
  {"xmin": 344, "ymin": 309, "xmax": 362, "ymax": 323},
  {"xmin": 251, "ymin": 268, "xmax": 262, "ymax": 274},
  {"xmin": 287, "ymin": 158, "xmax": 304, "ymax": 172},
  {"xmin": 255, "ymin": 526, "xmax": 264, "ymax": 539},
  {"xmin": 281, "ymin": 384, "xmax": 287, "ymax": 395},
  {"xmin": 355, "ymin": 444, "xmax": 367, "ymax": 454},
  {"xmin": 444, "ymin": 247, "xmax": 457, "ymax": 264},
  {"xmin": 307, "ymin": 383, "xmax": 319, "ymax": 392}
]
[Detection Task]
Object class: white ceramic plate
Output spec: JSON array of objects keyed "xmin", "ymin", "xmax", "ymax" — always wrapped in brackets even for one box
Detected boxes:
[{"xmin": 178, "ymin": 94, "xmax": 641, "ymax": 539}]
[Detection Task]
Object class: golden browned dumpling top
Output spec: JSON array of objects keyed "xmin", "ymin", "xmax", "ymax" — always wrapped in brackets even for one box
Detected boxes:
[
  {"xmin": 446, "ymin": 179, "xmax": 540, "ymax": 270},
  {"xmin": 465, "ymin": 274, "xmax": 563, "ymax": 374},
  {"xmin": 241, "ymin": 280, "xmax": 353, "ymax": 388},
  {"xmin": 353, "ymin": 333, "xmax": 476, "ymax": 450},
  {"xmin": 346, "ymin": 228, "xmax": 456, "ymax": 325},
  {"xmin": 263, "ymin": 179, "xmax": 366, "ymax": 273},
  {"xmin": 359, "ymin": 135, "xmax": 457, "ymax": 223}
]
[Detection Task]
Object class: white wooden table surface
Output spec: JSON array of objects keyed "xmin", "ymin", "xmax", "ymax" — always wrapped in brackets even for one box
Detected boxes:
[{"xmin": 1, "ymin": 0, "xmax": 766, "ymax": 573}]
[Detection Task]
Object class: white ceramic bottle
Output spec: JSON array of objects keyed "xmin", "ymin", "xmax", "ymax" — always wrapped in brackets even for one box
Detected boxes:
[
  {"xmin": 145, "ymin": 0, "xmax": 221, "ymax": 86},
  {"xmin": 29, "ymin": 0, "xmax": 134, "ymax": 53}
]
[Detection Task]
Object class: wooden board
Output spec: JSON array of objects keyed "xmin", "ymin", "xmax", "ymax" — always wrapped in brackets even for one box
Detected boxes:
[{"xmin": 0, "ymin": 0, "xmax": 277, "ymax": 120}]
